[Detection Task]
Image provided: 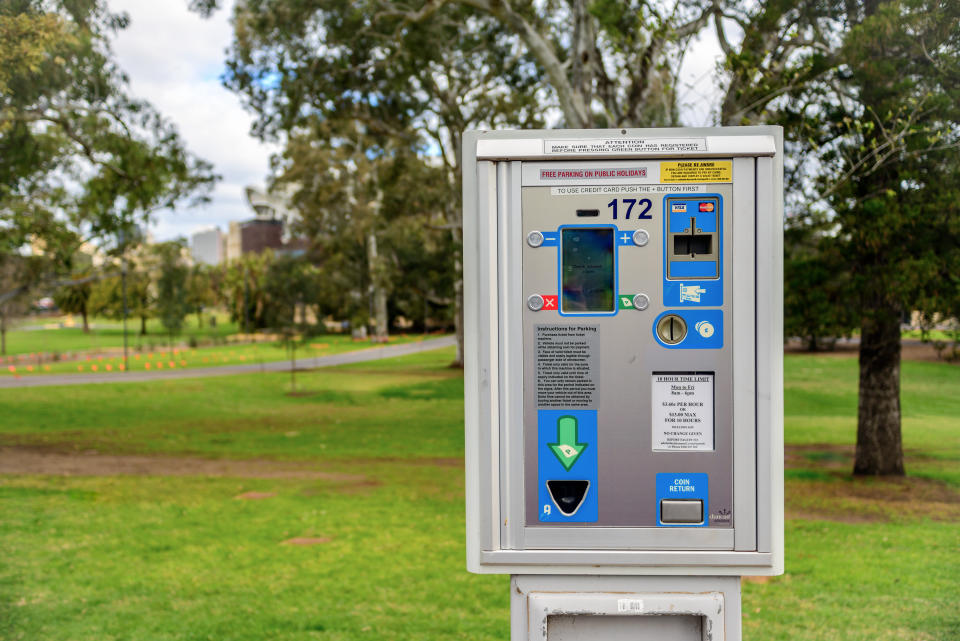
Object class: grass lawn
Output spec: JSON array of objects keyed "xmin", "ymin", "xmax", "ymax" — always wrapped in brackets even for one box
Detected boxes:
[
  {"xmin": 0, "ymin": 349, "xmax": 958, "ymax": 640},
  {"xmin": 2, "ymin": 332, "xmax": 438, "ymax": 377},
  {"xmin": 3, "ymin": 313, "xmax": 241, "ymax": 356}
]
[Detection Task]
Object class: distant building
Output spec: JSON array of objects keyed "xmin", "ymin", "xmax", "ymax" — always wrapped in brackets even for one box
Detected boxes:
[
  {"xmin": 190, "ymin": 227, "xmax": 223, "ymax": 265},
  {"xmin": 240, "ymin": 218, "xmax": 284, "ymax": 254},
  {"xmin": 226, "ymin": 221, "xmax": 242, "ymax": 263}
]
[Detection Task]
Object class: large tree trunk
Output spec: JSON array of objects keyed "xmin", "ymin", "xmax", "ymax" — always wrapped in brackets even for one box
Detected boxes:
[
  {"xmin": 81, "ymin": 307, "xmax": 89, "ymax": 333},
  {"xmin": 140, "ymin": 316, "xmax": 148, "ymax": 335},
  {"xmin": 854, "ymin": 309, "xmax": 905, "ymax": 476},
  {"xmin": 367, "ymin": 232, "xmax": 389, "ymax": 342}
]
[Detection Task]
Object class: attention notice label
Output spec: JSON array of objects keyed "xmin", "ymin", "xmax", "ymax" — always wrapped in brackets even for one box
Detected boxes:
[
  {"xmin": 545, "ymin": 138, "xmax": 706, "ymax": 154},
  {"xmin": 661, "ymin": 160, "xmax": 732, "ymax": 183},
  {"xmin": 651, "ymin": 373, "xmax": 714, "ymax": 451},
  {"xmin": 535, "ymin": 325, "xmax": 598, "ymax": 408}
]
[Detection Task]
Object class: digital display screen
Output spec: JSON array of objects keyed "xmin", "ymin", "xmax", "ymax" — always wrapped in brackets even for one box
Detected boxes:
[{"xmin": 561, "ymin": 228, "xmax": 615, "ymax": 313}]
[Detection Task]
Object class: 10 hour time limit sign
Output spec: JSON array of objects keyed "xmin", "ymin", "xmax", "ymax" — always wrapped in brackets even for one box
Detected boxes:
[{"xmin": 651, "ymin": 373, "xmax": 715, "ymax": 451}]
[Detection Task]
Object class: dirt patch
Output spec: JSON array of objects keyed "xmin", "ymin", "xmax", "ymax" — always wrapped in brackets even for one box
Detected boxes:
[
  {"xmin": 235, "ymin": 491, "xmax": 277, "ymax": 500},
  {"xmin": 0, "ymin": 445, "xmax": 366, "ymax": 482},
  {"xmin": 784, "ymin": 444, "xmax": 960, "ymax": 523},
  {"xmin": 785, "ymin": 339, "xmax": 957, "ymax": 363},
  {"xmin": 281, "ymin": 536, "xmax": 331, "ymax": 545}
]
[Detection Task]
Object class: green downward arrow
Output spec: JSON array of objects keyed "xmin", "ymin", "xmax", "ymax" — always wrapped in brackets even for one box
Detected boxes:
[{"xmin": 548, "ymin": 415, "xmax": 588, "ymax": 471}]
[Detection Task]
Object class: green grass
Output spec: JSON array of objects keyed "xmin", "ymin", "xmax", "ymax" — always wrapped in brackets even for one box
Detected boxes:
[
  {"xmin": 3, "ymin": 313, "xmax": 240, "ymax": 356},
  {"xmin": 2, "ymin": 333, "xmax": 436, "ymax": 377},
  {"xmin": 0, "ymin": 349, "xmax": 958, "ymax": 640}
]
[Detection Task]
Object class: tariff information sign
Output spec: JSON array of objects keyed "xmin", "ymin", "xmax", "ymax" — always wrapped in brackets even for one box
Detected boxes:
[{"xmin": 651, "ymin": 373, "xmax": 714, "ymax": 451}]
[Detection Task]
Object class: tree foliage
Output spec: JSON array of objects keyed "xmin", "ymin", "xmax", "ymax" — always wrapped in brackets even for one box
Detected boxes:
[
  {"xmin": 781, "ymin": 0, "xmax": 960, "ymax": 474},
  {"xmin": 0, "ymin": 0, "xmax": 217, "ymax": 302}
]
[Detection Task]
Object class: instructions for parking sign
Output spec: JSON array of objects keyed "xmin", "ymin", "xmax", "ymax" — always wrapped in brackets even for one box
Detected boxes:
[{"xmin": 651, "ymin": 373, "xmax": 714, "ymax": 451}]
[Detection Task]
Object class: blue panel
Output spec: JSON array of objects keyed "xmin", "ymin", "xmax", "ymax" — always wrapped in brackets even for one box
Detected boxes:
[
  {"xmin": 663, "ymin": 194, "xmax": 723, "ymax": 307},
  {"xmin": 669, "ymin": 261, "xmax": 717, "ymax": 278},
  {"xmin": 653, "ymin": 309, "xmax": 723, "ymax": 349},
  {"xmin": 540, "ymin": 231, "xmax": 559, "ymax": 247},
  {"xmin": 656, "ymin": 472, "xmax": 709, "ymax": 527},
  {"xmin": 538, "ymin": 409, "xmax": 598, "ymax": 523}
]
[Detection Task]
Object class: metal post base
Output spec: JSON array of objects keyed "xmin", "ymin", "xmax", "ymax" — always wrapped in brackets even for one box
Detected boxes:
[{"xmin": 511, "ymin": 575, "xmax": 742, "ymax": 641}]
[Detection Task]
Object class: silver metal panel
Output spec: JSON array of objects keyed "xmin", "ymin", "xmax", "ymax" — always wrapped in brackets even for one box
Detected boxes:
[
  {"xmin": 525, "ymin": 526, "xmax": 731, "ymax": 550},
  {"xmin": 661, "ymin": 499, "xmax": 704, "ymax": 524},
  {"xmin": 529, "ymin": 592, "xmax": 722, "ymax": 641},
  {"xmin": 706, "ymin": 135, "xmax": 776, "ymax": 156},
  {"xmin": 755, "ymin": 155, "xmax": 784, "ymax": 566},
  {"xmin": 477, "ymin": 160, "xmax": 501, "ymax": 556},
  {"xmin": 463, "ymin": 127, "xmax": 784, "ymax": 575},
  {"xmin": 512, "ymin": 575, "xmax": 741, "ymax": 641},
  {"xmin": 730, "ymin": 157, "xmax": 757, "ymax": 551},
  {"xmin": 476, "ymin": 127, "xmax": 776, "ymax": 161},
  {"xmin": 462, "ymin": 133, "xmax": 483, "ymax": 570},
  {"xmin": 545, "ymin": 614, "xmax": 703, "ymax": 641},
  {"xmin": 521, "ymin": 184, "xmax": 735, "ymax": 536},
  {"xmin": 499, "ymin": 161, "xmax": 525, "ymax": 549},
  {"xmin": 483, "ymin": 550, "xmax": 775, "ymax": 572}
]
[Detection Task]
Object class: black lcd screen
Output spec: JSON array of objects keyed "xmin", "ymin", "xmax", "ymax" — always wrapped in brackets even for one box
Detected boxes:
[{"xmin": 561, "ymin": 228, "xmax": 615, "ymax": 313}]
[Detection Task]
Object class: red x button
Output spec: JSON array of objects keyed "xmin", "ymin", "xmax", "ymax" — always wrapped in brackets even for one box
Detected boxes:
[{"xmin": 542, "ymin": 295, "xmax": 558, "ymax": 310}]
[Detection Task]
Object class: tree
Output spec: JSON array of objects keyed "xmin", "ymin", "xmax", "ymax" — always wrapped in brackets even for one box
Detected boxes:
[
  {"xmin": 782, "ymin": 0, "xmax": 960, "ymax": 475},
  {"xmin": 222, "ymin": 251, "xmax": 272, "ymax": 331},
  {"xmin": 263, "ymin": 254, "xmax": 318, "ymax": 391},
  {"xmin": 88, "ymin": 267, "xmax": 153, "ymax": 336},
  {"xmin": 186, "ymin": 264, "xmax": 216, "ymax": 329},
  {"xmin": 153, "ymin": 241, "xmax": 189, "ymax": 346},
  {"xmin": 52, "ymin": 251, "xmax": 95, "ymax": 333},
  {"xmin": 1, "ymin": 0, "xmax": 216, "ymax": 305},
  {"xmin": 196, "ymin": 0, "xmax": 545, "ymax": 365}
]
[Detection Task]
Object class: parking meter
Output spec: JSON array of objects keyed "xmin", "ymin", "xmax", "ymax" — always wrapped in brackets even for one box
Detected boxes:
[{"xmin": 462, "ymin": 127, "xmax": 783, "ymax": 641}]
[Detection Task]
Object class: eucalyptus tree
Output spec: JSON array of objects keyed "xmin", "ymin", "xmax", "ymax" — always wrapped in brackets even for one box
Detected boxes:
[
  {"xmin": 781, "ymin": 0, "xmax": 960, "ymax": 475},
  {"xmin": 194, "ymin": 0, "xmax": 545, "ymax": 365},
  {"xmin": 1, "ymin": 0, "xmax": 216, "ymax": 305}
]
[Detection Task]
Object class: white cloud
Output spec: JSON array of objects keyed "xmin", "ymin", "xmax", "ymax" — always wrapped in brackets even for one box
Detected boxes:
[{"xmin": 107, "ymin": 0, "xmax": 277, "ymax": 241}]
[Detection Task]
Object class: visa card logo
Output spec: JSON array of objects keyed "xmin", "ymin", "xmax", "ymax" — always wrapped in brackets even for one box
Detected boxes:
[
  {"xmin": 699, "ymin": 202, "xmax": 715, "ymax": 212},
  {"xmin": 671, "ymin": 203, "xmax": 687, "ymax": 213}
]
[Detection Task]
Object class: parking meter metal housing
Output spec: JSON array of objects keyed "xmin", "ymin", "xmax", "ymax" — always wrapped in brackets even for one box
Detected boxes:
[{"xmin": 462, "ymin": 127, "xmax": 783, "ymax": 580}]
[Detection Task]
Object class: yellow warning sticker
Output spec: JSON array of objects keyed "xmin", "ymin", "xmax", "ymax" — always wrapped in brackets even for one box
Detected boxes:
[{"xmin": 661, "ymin": 161, "xmax": 732, "ymax": 183}]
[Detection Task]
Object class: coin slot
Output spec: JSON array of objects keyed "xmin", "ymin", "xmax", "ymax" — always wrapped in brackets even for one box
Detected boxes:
[
  {"xmin": 576, "ymin": 209, "xmax": 600, "ymax": 217},
  {"xmin": 656, "ymin": 315, "xmax": 687, "ymax": 345}
]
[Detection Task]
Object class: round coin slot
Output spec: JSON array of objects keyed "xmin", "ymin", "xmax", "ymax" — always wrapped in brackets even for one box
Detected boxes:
[{"xmin": 656, "ymin": 314, "xmax": 687, "ymax": 344}]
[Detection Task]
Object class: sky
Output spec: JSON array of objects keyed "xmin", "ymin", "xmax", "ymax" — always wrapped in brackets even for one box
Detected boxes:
[
  {"xmin": 109, "ymin": 0, "xmax": 277, "ymax": 243},
  {"xmin": 107, "ymin": 2, "xmax": 726, "ymax": 244}
]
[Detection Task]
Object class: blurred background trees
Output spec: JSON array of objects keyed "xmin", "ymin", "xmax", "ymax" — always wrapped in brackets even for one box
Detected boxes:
[{"xmin": 0, "ymin": 0, "xmax": 955, "ymax": 476}]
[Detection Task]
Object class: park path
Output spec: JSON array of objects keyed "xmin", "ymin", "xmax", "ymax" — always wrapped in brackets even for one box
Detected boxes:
[{"xmin": 0, "ymin": 336, "xmax": 456, "ymax": 389}]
